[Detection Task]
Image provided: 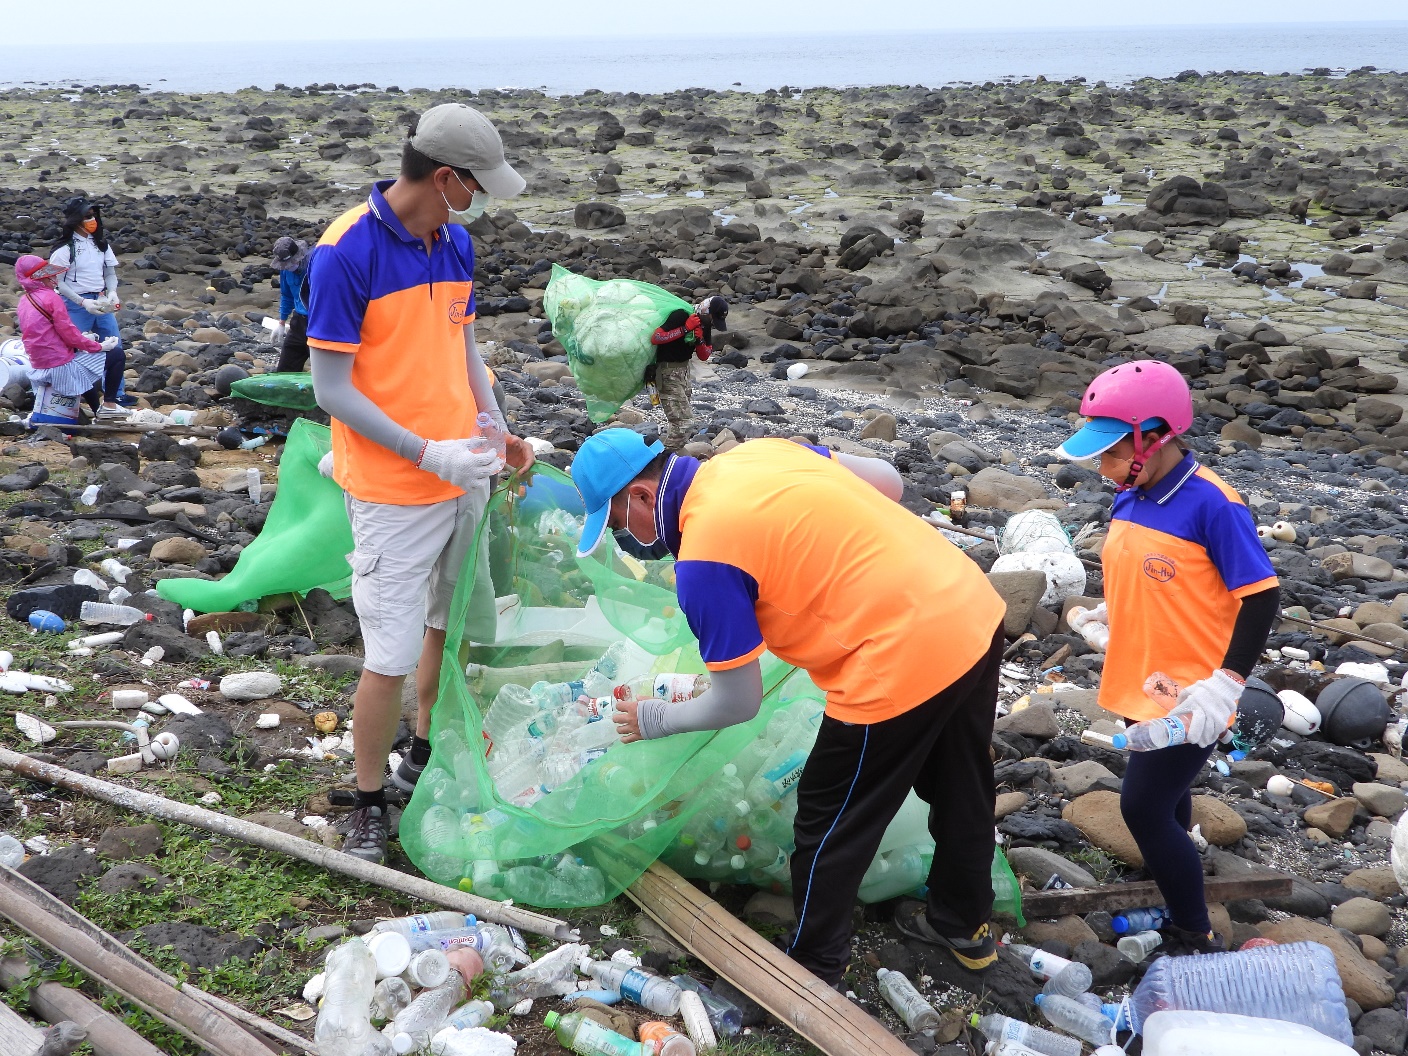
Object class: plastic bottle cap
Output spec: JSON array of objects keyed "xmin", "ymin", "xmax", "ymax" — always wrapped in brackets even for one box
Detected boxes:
[
  {"xmin": 1111, "ymin": 734, "xmax": 1128, "ymax": 750},
  {"xmin": 544, "ymin": 1011, "xmax": 560, "ymax": 1029},
  {"xmin": 391, "ymin": 1033, "xmax": 414, "ymax": 1054},
  {"xmin": 736, "ymin": 835, "xmax": 751, "ymax": 850},
  {"xmin": 1033, "ymin": 994, "xmax": 1045, "ymax": 1005}
]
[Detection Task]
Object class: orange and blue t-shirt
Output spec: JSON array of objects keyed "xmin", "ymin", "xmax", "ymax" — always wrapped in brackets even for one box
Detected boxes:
[
  {"xmin": 1099, "ymin": 452, "xmax": 1279, "ymax": 721},
  {"xmin": 655, "ymin": 438, "xmax": 1006, "ymax": 725},
  {"xmin": 306, "ymin": 179, "xmax": 480, "ymax": 506}
]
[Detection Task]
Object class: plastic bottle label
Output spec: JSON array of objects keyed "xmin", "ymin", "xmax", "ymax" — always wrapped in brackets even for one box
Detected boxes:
[
  {"xmin": 1028, "ymin": 950, "xmax": 1074, "ymax": 979},
  {"xmin": 762, "ymin": 750, "xmax": 808, "ymax": 797},
  {"xmin": 1155, "ymin": 717, "xmax": 1187, "ymax": 747},
  {"xmin": 653, "ymin": 673, "xmax": 701, "ymax": 703},
  {"xmin": 619, "ymin": 967, "xmax": 651, "ymax": 1004}
]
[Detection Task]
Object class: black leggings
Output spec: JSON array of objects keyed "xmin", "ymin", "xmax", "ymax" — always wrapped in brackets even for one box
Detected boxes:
[
  {"xmin": 275, "ymin": 312, "xmax": 310, "ymax": 373},
  {"xmin": 1120, "ymin": 740, "xmax": 1216, "ymax": 934},
  {"xmin": 83, "ymin": 345, "xmax": 126, "ymax": 409}
]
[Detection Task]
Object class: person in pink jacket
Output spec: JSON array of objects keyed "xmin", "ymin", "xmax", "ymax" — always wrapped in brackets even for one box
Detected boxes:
[{"xmin": 14, "ymin": 255, "xmax": 127, "ymax": 418}]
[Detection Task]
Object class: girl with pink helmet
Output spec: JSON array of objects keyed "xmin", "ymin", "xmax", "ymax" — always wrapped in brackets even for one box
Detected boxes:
[{"xmin": 1059, "ymin": 359, "xmax": 1280, "ymax": 956}]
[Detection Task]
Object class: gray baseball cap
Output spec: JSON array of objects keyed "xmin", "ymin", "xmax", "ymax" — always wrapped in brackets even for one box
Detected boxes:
[{"xmin": 410, "ymin": 103, "xmax": 526, "ymax": 199}]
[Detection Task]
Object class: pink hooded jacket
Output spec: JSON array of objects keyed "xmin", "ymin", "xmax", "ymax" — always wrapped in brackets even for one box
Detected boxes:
[{"xmin": 14, "ymin": 254, "xmax": 102, "ymax": 370}]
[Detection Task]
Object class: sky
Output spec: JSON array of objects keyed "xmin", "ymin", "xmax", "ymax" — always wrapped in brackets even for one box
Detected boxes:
[{"xmin": 5, "ymin": 0, "xmax": 1404, "ymax": 45}]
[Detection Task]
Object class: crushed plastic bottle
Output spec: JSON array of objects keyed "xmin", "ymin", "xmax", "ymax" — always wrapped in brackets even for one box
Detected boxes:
[
  {"xmin": 1117, "ymin": 929, "xmax": 1163, "ymax": 962},
  {"xmin": 971, "ymin": 1013, "xmax": 1081, "ymax": 1056},
  {"xmin": 370, "ymin": 977, "xmax": 412, "ymax": 1025},
  {"xmin": 79, "ymin": 601, "xmax": 153, "ymax": 626},
  {"xmin": 389, "ymin": 976, "xmax": 465, "ymax": 1054},
  {"xmin": 876, "ymin": 968, "xmax": 940, "ymax": 1031},
  {"xmin": 670, "ymin": 975, "xmax": 742, "ymax": 1037},
  {"xmin": 98, "ymin": 558, "xmax": 133, "ymax": 583},
  {"xmin": 1034, "ymin": 993, "xmax": 1114, "ymax": 1046},
  {"xmin": 72, "ymin": 568, "xmax": 106, "ymax": 590},
  {"xmin": 1006, "ymin": 944, "xmax": 1093, "ymax": 998},
  {"xmin": 314, "ymin": 940, "xmax": 394, "ymax": 1056},
  {"xmin": 1111, "ymin": 907, "xmax": 1167, "ymax": 934},
  {"xmin": 585, "ymin": 961, "xmax": 682, "ymax": 1016},
  {"xmin": 445, "ymin": 999, "xmax": 496, "ymax": 1031},
  {"xmin": 543, "ymin": 1011, "xmax": 650, "ymax": 1056},
  {"xmin": 372, "ymin": 912, "xmax": 476, "ymax": 939},
  {"xmin": 467, "ymin": 412, "xmax": 507, "ymax": 474}
]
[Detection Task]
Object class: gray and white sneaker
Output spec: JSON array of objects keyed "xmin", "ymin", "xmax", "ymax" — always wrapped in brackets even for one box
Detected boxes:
[
  {"xmin": 338, "ymin": 805, "xmax": 389, "ymax": 864},
  {"xmin": 389, "ymin": 755, "xmax": 425, "ymax": 796}
]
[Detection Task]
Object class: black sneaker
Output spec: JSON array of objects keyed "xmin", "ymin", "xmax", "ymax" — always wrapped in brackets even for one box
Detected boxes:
[
  {"xmin": 389, "ymin": 754, "xmax": 425, "ymax": 796},
  {"xmin": 894, "ymin": 904, "xmax": 998, "ymax": 970},
  {"xmin": 6, "ymin": 584, "xmax": 102, "ymax": 622},
  {"xmin": 338, "ymin": 805, "xmax": 389, "ymax": 864},
  {"xmin": 1158, "ymin": 923, "xmax": 1226, "ymax": 957}
]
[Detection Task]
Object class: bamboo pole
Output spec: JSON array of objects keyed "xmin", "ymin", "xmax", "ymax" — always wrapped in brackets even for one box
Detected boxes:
[
  {"xmin": 0, "ymin": 958, "xmax": 167, "ymax": 1056},
  {"xmin": 0, "ymin": 747, "xmax": 574, "ymax": 941},
  {"xmin": 0, "ymin": 878, "xmax": 275, "ymax": 1056},
  {"xmin": 1278, "ymin": 611, "xmax": 1407, "ymax": 657},
  {"xmin": 625, "ymin": 861, "xmax": 914, "ymax": 1056}
]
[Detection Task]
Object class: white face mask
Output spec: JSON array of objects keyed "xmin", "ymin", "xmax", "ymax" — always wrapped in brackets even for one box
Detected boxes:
[
  {"xmin": 442, "ymin": 172, "xmax": 490, "ymax": 225},
  {"xmin": 625, "ymin": 493, "xmax": 659, "ymax": 547}
]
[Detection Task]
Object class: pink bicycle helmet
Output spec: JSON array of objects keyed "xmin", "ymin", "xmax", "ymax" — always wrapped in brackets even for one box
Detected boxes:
[{"xmin": 1058, "ymin": 360, "xmax": 1193, "ymax": 480}]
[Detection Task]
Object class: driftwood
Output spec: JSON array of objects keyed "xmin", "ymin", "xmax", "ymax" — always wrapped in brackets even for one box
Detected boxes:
[
  {"xmin": 0, "ymin": 957, "xmax": 165, "ymax": 1056},
  {"xmin": 1019, "ymin": 876, "xmax": 1293, "ymax": 918},
  {"xmin": 626, "ymin": 859, "xmax": 914, "ymax": 1056},
  {"xmin": 0, "ymin": 747, "xmax": 574, "ymax": 941}
]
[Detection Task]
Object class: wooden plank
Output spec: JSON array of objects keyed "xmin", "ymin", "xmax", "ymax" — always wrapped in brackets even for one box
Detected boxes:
[
  {"xmin": 626, "ymin": 860, "xmax": 914, "ymax": 1056},
  {"xmin": 0, "ymin": 998, "xmax": 43, "ymax": 1056},
  {"xmin": 1019, "ymin": 875, "xmax": 1293, "ymax": 918}
]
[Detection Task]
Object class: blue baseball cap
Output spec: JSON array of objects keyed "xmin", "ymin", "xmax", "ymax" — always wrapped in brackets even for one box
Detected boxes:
[
  {"xmin": 1057, "ymin": 416, "xmax": 1164, "ymax": 461},
  {"xmin": 570, "ymin": 429, "xmax": 664, "ymax": 557}
]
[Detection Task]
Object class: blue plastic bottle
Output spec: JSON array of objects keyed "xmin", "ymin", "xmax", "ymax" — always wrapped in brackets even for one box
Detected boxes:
[
  {"xmin": 1110, "ymin": 907, "xmax": 1167, "ymax": 934},
  {"xmin": 28, "ymin": 610, "xmax": 65, "ymax": 633}
]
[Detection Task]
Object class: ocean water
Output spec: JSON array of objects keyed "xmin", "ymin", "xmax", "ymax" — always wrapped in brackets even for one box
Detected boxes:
[{"xmin": 2, "ymin": 23, "xmax": 1406, "ymax": 95}]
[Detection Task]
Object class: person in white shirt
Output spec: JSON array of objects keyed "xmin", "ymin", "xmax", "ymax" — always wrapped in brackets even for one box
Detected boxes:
[{"xmin": 49, "ymin": 197, "xmax": 131, "ymax": 405}]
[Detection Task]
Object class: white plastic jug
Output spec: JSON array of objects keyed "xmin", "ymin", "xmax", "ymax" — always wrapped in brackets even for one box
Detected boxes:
[{"xmin": 1142, "ymin": 1010, "xmax": 1357, "ymax": 1056}]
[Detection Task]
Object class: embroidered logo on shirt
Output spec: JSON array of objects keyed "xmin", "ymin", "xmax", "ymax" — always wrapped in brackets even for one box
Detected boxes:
[
  {"xmin": 448, "ymin": 297, "xmax": 471, "ymax": 324},
  {"xmin": 1142, "ymin": 554, "xmax": 1177, "ymax": 583}
]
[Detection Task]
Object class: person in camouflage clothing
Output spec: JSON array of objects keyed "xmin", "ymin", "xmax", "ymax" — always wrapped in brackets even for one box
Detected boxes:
[{"xmin": 649, "ymin": 304, "xmax": 711, "ymax": 450}]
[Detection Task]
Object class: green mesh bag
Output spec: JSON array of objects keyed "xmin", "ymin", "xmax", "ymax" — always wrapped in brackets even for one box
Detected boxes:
[
  {"xmin": 400, "ymin": 464, "xmax": 1023, "ymax": 927},
  {"xmin": 541, "ymin": 264, "xmax": 693, "ymax": 423},
  {"xmin": 228, "ymin": 372, "xmax": 319, "ymax": 411}
]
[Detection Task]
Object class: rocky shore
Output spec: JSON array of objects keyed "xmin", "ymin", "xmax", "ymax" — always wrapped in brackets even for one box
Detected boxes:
[{"xmin": 0, "ymin": 69, "xmax": 1406, "ymax": 1056}]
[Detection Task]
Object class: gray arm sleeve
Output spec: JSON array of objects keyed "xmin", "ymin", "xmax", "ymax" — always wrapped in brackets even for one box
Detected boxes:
[
  {"xmin": 835, "ymin": 451, "xmax": 904, "ymax": 501},
  {"xmin": 310, "ymin": 348, "xmax": 425, "ymax": 463},
  {"xmin": 103, "ymin": 264, "xmax": 118, "ymax": 298},
  {"xmin": 464, "ymin": 323, "xmax": 506, "ymax": 431},
  {"xmin": 636, "ymin": 661, "xmax": 764, "ymax": 739},
  {"xmin": 56, "ymin": 278, "xmax": 83, "ymax": 304}
]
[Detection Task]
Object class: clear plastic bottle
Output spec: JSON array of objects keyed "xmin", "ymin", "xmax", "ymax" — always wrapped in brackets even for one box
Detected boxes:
[
  {"xmin": 370, "ymin": 977, "xmax": 412, "ymax": 1025},
  {"xmin": 1034, "ymin": 993, "xmax": 1114, "ymax": 1046},
  {"xmin": 1110, "ymin": 907, "xmax": 1166, "ymax": 934},
  {"xmin": 1112, "ymin": 717, "xmax": 1187, "ymax": 751},
  {"xmin": 1006, "ymin": 945, "xmax": 1094, "ymax": 998},
  {"xmin": 1117, "ymin": 929, "xmax": 1163, "ymax": 962},
  {"xmin": 581, "ymin": 639, "xmax": 653, "ymax": 697},
  {"xmin": 468, "ymin": 412, "xmax": 507, "ymax": 473},
  {"xmin": 314, "ymin": 940, "xmax": 393, "ymax": 1056},
  {"xmin": 530, "ymin": 679, "xmax": 586, "ymax": 711},
  {"xmin": 552, "ymin": 855, "xmax": 607, "ymax": 905},
  {"xmin": 402, "ymin": 949, "xmax": 451, "ymax": 989},
  {"xmin": 79, "ymin": 601, "xmax": 152, "ymax": 626},
  {"xmin": 875, "ymin": 968, "xmax": 940, "ymax": 1031},
  {"xmin": 483, "ymin": 684, "xmax": 539, "ymax": 744},
  {"xmin": 1126, "ymin": 940, "xmax": 1353, "ymax": 1043},
  {"xmin": 0, "ymin": 833, "xmax": 24, "ymax": 868},
  {"xmin": 543, "ymin": 1011, "xmax": 650, "ymax": 1056},
  {"xmin": 743, "ymin": 743, "xmax": 811, "ymax": 811},
  {"xmin": 741, "ymin": 805, "xmax": 794, "ymax": 847},
  {"xmin": 99, "ymin": 558, "xmax": 133, "ymax": 583},
  {"xmin": 734, "ymin": 835, "xmax": 788, "ymax": 880},
  {"xmin": 971, "ymin": 1014, "xmax": 1081, "ymax": 1056},
  {"xmin": 389, "ymin": 977, "xmax": 465, "ymax": 1054},
  {"xmin": 372, "ymin": 912, "xmax": 476, "ymax": 939},
  {"xmin": 445, "ymin": 999, "xmax": 495, "ymax": 1031},
  {"xmin": 613, "ymin": 673, "xmax": 711, "ymax": 704},
  {"xmin": 670, "ymin": 976, "xmax": 742, "ymax": 1036},
  {"xmin": 73, "ymin": 568, "xmax": 106, "ymax": 590},
  {"xmin": 585, "ymin": 961, "xmax": 682, "ymax": 1016}
]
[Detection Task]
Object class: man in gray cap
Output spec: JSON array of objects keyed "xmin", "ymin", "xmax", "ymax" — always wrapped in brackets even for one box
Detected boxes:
[{"xmin": 306, "ymin": 103, "xmax": 534, "ymax": 864}]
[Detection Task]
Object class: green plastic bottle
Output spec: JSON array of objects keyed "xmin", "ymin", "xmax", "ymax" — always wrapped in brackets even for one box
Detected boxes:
[{"xmin": 542, "ymin": 1011, "xmax": 649, "ymax": 1056}]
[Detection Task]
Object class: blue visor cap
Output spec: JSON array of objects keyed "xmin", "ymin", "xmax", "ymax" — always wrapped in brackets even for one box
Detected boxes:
[
  {"xmin": 570, "ymin": 429, "xmax": 664, "ymax": 557},
  {"xmin": 1057, "ymin": 417, "xmax": 1165, "ymax": 461}
]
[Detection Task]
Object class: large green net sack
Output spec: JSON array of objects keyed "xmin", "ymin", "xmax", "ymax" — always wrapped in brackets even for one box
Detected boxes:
[
  {"xmin": 541, "ymin": 264, "xmax": 693, "ymax": 423},
  {"xmin": 401, "ymin": 464, "xmax": 1024, "ymax": 925},
  {"xmin": 157, "ymin": 419, "xmax": 353, "ymax": 611}
]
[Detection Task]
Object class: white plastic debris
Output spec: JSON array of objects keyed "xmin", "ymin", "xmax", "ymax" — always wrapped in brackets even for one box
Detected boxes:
[
  {"xmin": 786, "ymin": 363, "xmax": 810, "ymax": 380},
  {"xmin": 219, "ymin": 671, "xmax": 284, "ymax": 701},
  {"xmin": 148, "ymin": 732, "xmax": 179, "ymax": 761},
  {"xmin": 1, "ymin": 672, "xmax": 73, "ymax": 694},
  {"xmin": 111, "ymin": 689, "xmax": 149, "ymax": 710},
  {"xmin": 158, "ymin": 694, "xmax": 202, "ymax": 716},
  {"xmin": 1335, "ymin": 662, "xmax": 1390, "ymax": 684},
  {"xmin": 990, "ymin": 550, "xmax": 1088, "ymax": 607},
  {"xmin": 206, "ymin": 630, "xmax": 224, "ymax": 655},
  {"xmin": 256, "ymin": 713, "xmax": 281, "ymax": 730},
  {"xmin": 15, "ymin": 712, "xmax": 56, "ymax": 744},
  {"xmin": 141, "ymin": 647, "xmax": 164, "ymax": 666}
]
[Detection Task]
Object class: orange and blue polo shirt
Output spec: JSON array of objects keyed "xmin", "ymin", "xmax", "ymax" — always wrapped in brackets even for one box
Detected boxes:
[
  {"xmin": 1099, "ymin": 452, "xmax": 1279, "ymax": 721},
  {"xmin": 305, "ymin": 179, "xmax": 480, "ymax": 506},
  {"xmin": 655, "ymin": 438, "xmax": 1006, "ymax": 725}
]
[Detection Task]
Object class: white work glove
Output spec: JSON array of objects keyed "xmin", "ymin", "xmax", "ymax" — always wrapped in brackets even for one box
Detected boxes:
[
  {"xmin": 317, "ymin": 451, "xmax": 335, "ymax": 479},
  {"xmin": 417, "ymin": 439, "xmax": 500, "ymax": 489},
  {"xmin": 81, "ymin": 298, "xmax": 103, "ymax": 314},
  {"xmin": 99, "ymin": 336, "xmax": 120, "ymax": 352},
  {"xmin": 1168, "ymin": 669, "xmax": 1243, "ymax": 747},
  {"xmin": 270, "ymin": 322, "xmax": 287, "ymax": 347}
]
